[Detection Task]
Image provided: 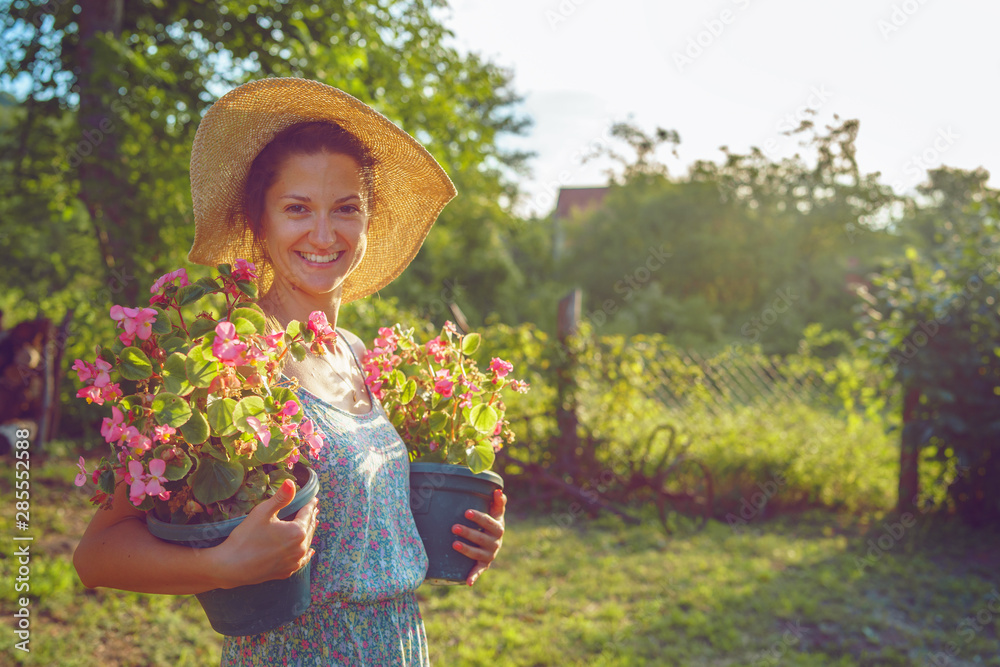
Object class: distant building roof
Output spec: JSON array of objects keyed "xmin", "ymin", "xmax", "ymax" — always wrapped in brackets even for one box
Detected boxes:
[{"xmin": 553, "ymin": 187, "xmax": 609, "ymax": 219}]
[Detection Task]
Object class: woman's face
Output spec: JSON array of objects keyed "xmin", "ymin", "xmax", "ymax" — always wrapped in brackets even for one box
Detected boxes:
[{"xmin": 259, "ymin": 151, "xmax": 369, "ymax": 300}]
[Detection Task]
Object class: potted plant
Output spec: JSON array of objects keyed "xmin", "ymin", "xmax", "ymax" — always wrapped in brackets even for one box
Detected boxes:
[
  {"xmin": 72, "ymin": 260, "xmax": 334, "ymax": 635},
  {"xmin": 362, "ymin": 321, "xmax": 529, "ymax": 584}
]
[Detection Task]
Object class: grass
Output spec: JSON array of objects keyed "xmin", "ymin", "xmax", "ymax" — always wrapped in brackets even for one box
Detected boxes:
[{"xmin": 3, "ymin": 454, "xmax": 999, "ymax": 666}]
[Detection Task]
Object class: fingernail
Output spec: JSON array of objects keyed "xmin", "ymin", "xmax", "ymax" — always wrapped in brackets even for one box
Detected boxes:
[
  {"xmin": 451, "ymin": 525, "xmax": 462, "ymax": 535},
  {"xmin": 465, "ymin": 509, "xmax": 475, "ymax": 518},
  {"xmin": 453, "ymin": 541, "xmax": 463, "ymax": 550}
]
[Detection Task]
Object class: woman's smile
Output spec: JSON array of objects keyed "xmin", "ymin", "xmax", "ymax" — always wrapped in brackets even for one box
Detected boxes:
[{"xmin": 260, "ymin": 151, "xmax": 369, "ymax": 300}]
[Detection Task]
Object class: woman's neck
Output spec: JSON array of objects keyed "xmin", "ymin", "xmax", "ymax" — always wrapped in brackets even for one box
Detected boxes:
[{"xmin": 258, "ymin": 278, "xmax": 342, "ymax": 331}]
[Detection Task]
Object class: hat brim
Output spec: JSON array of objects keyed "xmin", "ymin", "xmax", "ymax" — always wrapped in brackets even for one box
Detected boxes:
[{"xmin": 188, "ymin": 77, "xmax": 457, "ymax": 303}]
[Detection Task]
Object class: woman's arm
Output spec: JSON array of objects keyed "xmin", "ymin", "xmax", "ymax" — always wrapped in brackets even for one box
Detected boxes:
[{"xmin": 74, "ymin": 478, "xmax": 318, "ymax": 594}]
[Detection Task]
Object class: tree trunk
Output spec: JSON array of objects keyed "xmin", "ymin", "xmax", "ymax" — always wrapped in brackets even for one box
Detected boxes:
[
  {"xmin": 76, "ymin": 0, "xmax": 137, "ymax": 304},
  {"xmin": 897, "ymin": 386, "xmax": 921, "ymax": 513}
]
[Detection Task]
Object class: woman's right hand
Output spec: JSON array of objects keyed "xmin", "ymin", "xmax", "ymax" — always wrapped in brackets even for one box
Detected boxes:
[{"xmin": 210, "ymin": 479, "xmax": 320, "ymax": 589}]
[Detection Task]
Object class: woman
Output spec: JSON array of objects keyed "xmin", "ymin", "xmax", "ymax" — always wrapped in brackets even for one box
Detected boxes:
[{"xmin": 74, "ymin": 78, "xmax": 506, "ymax": 666}]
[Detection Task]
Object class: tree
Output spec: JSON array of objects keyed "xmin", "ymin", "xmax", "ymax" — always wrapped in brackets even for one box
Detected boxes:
[{"xmin": 0, "ymin": 0, "xmax": 529, "ymax": 436}]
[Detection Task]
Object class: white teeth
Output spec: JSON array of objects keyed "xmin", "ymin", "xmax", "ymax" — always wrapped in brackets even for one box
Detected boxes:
[{"xmin": 299, "ymin": 251, "xmax": 343, "ymax": 263}]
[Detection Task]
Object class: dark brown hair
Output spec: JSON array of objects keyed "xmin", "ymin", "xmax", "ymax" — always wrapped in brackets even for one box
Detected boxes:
[{"xmin": 243, "ymin": 121, "xmax": 377, "ymax": 244}]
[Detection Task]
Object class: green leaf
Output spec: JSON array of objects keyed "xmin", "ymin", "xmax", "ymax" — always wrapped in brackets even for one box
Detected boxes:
[
  {"xmin": 185, "ymin": 345, "xmax": 221, "ymax": 388},
  {"xmin": 152, "ymin": 445, "xmax": 192, "ymax": 481},
  {"xmin": 159, "ymin": 333, "xmax": 190, "ymax": 357},
  {"xmin": 151, "ymin": 392, "xmax": 192, "ymax": 428},
  {"xmin": 469, "ymin": 404, "xmax": 499, "ymax": 435},
  {"xmin": 179, "ymin": 408, "xmax": 210, "ymax": 445},
  {"xmin": 290, "ymin": 342, "xmax": 308, "ymax": 362},
  {"xmin": 233, "ymin": 396, "xmax": 266, "ymax": 433},
  {"xmin": 97, "ymin": 469, "xmax": 116, "ymax": 496},
  {"xmin": 119, "ymin": 346, "xmax": 153, "ymax": 381},
  {"xmin": 253, "ymin": 428, "xmax": 294, "ymax": 464},
  {"xmin": 236, "ymin": 280, "xmax": 258, "ymax": 299},
  {"xmin": 400, "ymin": 379, "xmax": 417, "ymax": 405},
  {"xmin": 285, "ymin": 320, "xmax": 301, "ymax": 339},
  {"xmin": 162, "ymin": 353, "xmax": 193, "ymax": 396},
  {"xmin": 466, "ymin": 440, "xmax": 495, "ymax": 474},
  {"xmin": 233, "ymin": 317, "xmax": 256, "ymax": 337},
  {"xmin": 188, "ymin": 316, "xmax": 218, "ymax": 340},
  {"xmin": 151, "ymin": 308, "xmax": 173, "ymax": 335},
  {"xmin": 232, "ymin": 307, "xmax": 266, "ymax": 335},
  {"xmin": 177, "ymin": 284, "xmax": 207, "ymax": 306},
  {"xmin": 428, "ymin": 411, "xmax": 449, "ymax": 433},
  {"xmin": 217, "ymin": 263, "xmax": 232, "ymax": 276},
  {"xmin": 196, "ymin": 276, "xmax": 219, "ymax": 291},
  {"xmin": 190, "ymin": 457, "xmax": 244, "ymax": 505},
  {"xmin": 207, "ymin": 397, "xmax": 239, "ymax": 436},
  {"xmin": 461, "ymin": 332, "xmax": 481, "ymax": 356}
]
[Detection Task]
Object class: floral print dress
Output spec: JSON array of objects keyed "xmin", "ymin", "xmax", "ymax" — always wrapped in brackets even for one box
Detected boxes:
[{"xmin": 221, "ymin": 334, "xmax": 430, "ymax": 666}]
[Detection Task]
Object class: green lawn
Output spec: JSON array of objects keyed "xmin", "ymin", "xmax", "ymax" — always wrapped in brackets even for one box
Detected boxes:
[{"xmin": 3, "ymin": 456, "xmax": 999, "ymax": 666}]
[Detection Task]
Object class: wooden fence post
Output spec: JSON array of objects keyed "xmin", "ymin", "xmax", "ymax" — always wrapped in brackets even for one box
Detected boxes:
[{"xmin": 555, "ymin": 289, "xmax": 581, "ymax": 478}]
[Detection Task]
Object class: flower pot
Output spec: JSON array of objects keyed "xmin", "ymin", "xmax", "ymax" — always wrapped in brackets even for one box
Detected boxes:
[
  {"xmin": 146, "ymin": 466, "xmax": 319, "ymax": 636},
  {"xmin": 409, "ymin": 461, "xmax": 504, "ymax": 585}
]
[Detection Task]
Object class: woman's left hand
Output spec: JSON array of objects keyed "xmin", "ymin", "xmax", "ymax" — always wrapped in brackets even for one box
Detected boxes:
[{"xmin": 452, "ymin": 489, "xmax": 506, "ymax": 586}]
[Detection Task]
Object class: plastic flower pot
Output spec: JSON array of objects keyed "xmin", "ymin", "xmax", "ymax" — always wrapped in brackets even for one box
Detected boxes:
[
  {"xmin": 409, "ymin": 461, "xmax": 503, "ymax": 585},
  {"xmin": 146, "ymin": 466, "xmax": 319, "ymax": 636}
]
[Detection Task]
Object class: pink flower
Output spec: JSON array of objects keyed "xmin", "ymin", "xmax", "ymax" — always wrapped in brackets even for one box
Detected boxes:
[
  {"xmin": 212, "ymin": 322, "xmax": 247, "ymax": 365},
  {"xmin": 124, "ymin": 427, "xmax": 152, "ymax": 455},
  {"xmin": 245, "ymin": 416, "xmax": 271, "ymax": 448},
  {"xmin": 279, "ymin": 422, "xmax": 299, "ymax": 438},
  {"xmin": 458, "ymin": 392, "xmax": 474, "ymax": 409},
  {"xmin": 110, "ymin": 305, "xmax": 158, "ymax": 345},
  {"xmin": 434, "ymin": 377, "xmax": 454, "ymax": 399},
  {"xmin": 101, "ymin": 383, "xmax": 123, "ymax": 404},
  {"xmin": 307, "ymin": 311, "xmax": 336, "ymax": 340},
  {"xmin": 153, "ymin": 424, "xmax": 176, "ymax": 444},
  {"xmin": 232, "ymin": 258, "xmax": 258, "ymax": 282},
  {"xmin": 278, "ymin": 401, "xmax": 299, "ymax": 418},
  {"xmin": 262, "ymin": 331, "xmax": 284, "ymax": 350},
  {"xmin": 143, "ymin": 459, "xmax": 169, "ymax": 499},
  {"xmin": 243, "ymin": 344, "xmax": 268, "ymax": 364},
  {"xmin": 101, "ymin": 406, "xmax": 126, "ymax": 443},
  {"xmin": 425, "ymin": 336, "xmax": 448, "ymax": 362},
  {"xmin": 285, "ymin": 448, "xmax": 301, "ymax": 468},
  {"xmin": 75, "ymin": 456, "xmax": 88, "ymax": 487},
  {"xmin": 76, "ymin": 385, "xmax": 104, "ymax": 405},
  {"xmin": 374, "ymin": 327, "xmax": 398, "ymax": 354},
  {"xmin": 127, "ymin": 460, "xmax": 147, "ymax": 505},
  {"xmin": 149, "ymin": 268, "xmax": 190, "ymax": 295},
  {"xmin": 509, "ymin": 379, "xmax": 530, "ymax": 394},
  {"xmin": 92, "ymin": 358, "xmax": 113, "ymax": 388},
  {"xmin": 429, "ymin": 441, "xmax": 439, "ymax": 452},
  {"xmin": 73, "ymin": 359, "xmax": 94, "ymax": 383},
  {"xmin": 443, "ymin": 321, "xmax": 458, "ymax": 335},
  {"xmin": 490, "ymin": 358, "xmax": 513, "ymax": 379},
  {"xmin": 299, "ymin": 419, "xmax": 324, "ymax": 457}
]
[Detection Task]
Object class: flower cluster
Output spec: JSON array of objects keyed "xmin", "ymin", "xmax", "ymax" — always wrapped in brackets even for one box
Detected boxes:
[
  {"xmin": 73, "ymin": 261, "xmax": 336, "ymax": 524},
  {"xmin": 362, "ymin": 322, "xmax": 529, "ymax": 473}
]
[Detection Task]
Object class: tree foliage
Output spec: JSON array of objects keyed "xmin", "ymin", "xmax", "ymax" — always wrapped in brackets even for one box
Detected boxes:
[{"xmin": 1, "ymin": 0, "xmax": 529, "ymax": 436}]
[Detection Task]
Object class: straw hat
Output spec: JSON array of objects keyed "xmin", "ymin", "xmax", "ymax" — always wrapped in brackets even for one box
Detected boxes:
[{"xmin": 188, "ymin": 77, "xmax": 457, "ymax": 303}]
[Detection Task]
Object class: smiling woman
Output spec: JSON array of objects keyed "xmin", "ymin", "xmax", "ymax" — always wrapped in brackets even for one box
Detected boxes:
[{"xmin": 73, "ymin": 78, "xmax": 509, "ymax": 667}]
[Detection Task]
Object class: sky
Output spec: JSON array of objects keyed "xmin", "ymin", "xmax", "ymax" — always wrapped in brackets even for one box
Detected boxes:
[{"xmin": 443, "ymin": 0, "xmax": 999, "ymax": 218}]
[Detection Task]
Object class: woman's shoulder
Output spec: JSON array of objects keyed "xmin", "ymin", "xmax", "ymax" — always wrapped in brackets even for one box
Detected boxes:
[{"xmin": 336, "ymin": 328, "xmax": 368, "ymax": 362}]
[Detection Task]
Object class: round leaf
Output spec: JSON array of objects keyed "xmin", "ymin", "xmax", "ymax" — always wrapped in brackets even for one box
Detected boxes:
[
  {"xmin": 233, "ymin": 317, "xmax": 257, "ymax": 337},
  {"xmin": 162, "ymin": 353, "xmax": 193, "ymax": 396},
  {"xmin": 207, "ymin": 397, "xmax": 239, "ymax": 436},
  {"xmin": 151, "ymin": 392, "xmax": 192, "ymax": 428},
  {"xmin": 151, "ymin": 308, "xmax": 173, "ymax": 335},
  {"xmin": 399, "ymin": 379, "xmax": 417, "ymax": 405},
  {"xmin": 233, "ymin": 396, "xmax": 266, "ymax": 433},
  {"xmin": 190, "ymin": 457, "xmax": 244, "ymax": 504},
  {"xmin": 469, "ymin": 404, "xmax": 499, "ymax": 435},
  {"xmin": 179, "ymin": 408, "xmax": 210, "ymax": 445},
  {"xmin": 466, "ymin": 440, "xmax": 495, "ymax": 474},
  {"xmin": 428, "ymin": 411, "xmax": 449, "ymax": 433},
  {"xmin": 186, "ymin": 345, "xmax": 221, "ymax": 388},
  {"xmin": 119, "ymin": 346, "xmax": 153, "ymax": 381},
  {"xmin": 461, "ymin": 332, "xmax": 481, "ymax": 356},
  {"xmin": 232, "ymin": 307, "xmax": 266, "ymax": 335}
]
